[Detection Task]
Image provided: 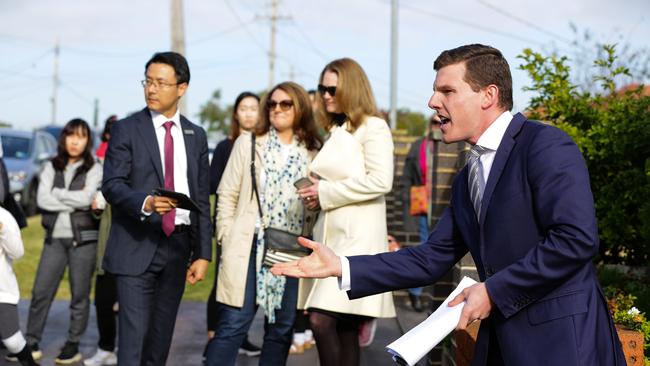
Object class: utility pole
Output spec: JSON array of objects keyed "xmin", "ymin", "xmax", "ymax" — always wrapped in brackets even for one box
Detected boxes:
[
  {"xmin": 258, "ymin": 0, "xmax": 290, "ymax": 90},
  {"xmin": 268, "ymin": 0, "xmax": 278, "ymax": 89},
  {"xmin": 93, "ymin": 99, "xmax": 99, "ymax": 128},
  {"xmin": 389, "ymin": 0, "xmax": 399, "ymax": 130},
  {"xmin": 51, "ymin": 40, "xmax": 60, "ymax": 124},
  {"xmin": 171, "ymin": 0, "xmax": 187, "ymax": 114}
]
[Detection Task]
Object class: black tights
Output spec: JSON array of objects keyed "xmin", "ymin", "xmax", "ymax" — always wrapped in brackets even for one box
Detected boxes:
[{"xmin": 309, "ymin": 311, "xmax": 362, "ymax": 366}]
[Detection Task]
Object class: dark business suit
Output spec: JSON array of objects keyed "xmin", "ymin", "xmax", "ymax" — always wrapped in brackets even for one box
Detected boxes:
[
  {"xmin": 102, "ymin": 108, "xmax": 211, "ymax": 365},
  {"xmin": 348, "ymin": 113, "xmax": 625, "ymax": 365}
]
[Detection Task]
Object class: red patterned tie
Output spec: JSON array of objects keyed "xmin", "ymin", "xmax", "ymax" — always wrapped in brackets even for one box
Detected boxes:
[{"xmin": 162, "ymin": 121, "xmax": 175, "ymax": 236}]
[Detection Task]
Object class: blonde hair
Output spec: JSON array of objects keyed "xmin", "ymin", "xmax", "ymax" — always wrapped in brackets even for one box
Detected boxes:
[{"xmin": 317, "ymin": 58, "xmax": 377, "ymax": 132}]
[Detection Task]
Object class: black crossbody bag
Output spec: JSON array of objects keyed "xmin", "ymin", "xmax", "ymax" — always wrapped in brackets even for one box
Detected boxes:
[{"xmin": 250, "ymin": 134, "xmax": 312, "ymax": 267}]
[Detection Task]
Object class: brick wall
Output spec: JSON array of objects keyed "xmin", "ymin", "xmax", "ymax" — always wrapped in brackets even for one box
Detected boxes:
[{"xmin": 386, "ymin": 130, "xmax": 477, "ymax": 366}]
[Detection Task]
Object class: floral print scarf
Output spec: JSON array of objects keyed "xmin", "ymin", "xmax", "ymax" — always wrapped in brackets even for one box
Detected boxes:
[{"xmin": 255, "ymin": 128, "xmax": 309, "ymax": 323}]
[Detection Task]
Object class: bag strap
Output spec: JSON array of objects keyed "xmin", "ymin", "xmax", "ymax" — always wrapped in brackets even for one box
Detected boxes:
[{"xmin": 250, "ymin": 133, "xmax": 264, "ymax": 220}]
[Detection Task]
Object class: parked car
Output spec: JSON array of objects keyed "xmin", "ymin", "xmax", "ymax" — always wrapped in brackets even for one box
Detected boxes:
[
  {"xmin": 39, "ymin": 124, "xmax": 101, "ymax": 153},
  {"xmin": 0, "ymin": 128, "xmax": 58, "ymax": 215}
]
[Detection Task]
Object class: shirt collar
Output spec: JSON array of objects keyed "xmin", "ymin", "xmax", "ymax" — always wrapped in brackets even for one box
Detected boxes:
[
  {"xmin": 150, "ymin": 109, "xmax": 181, "ymax": 129},
  {"xmin": 475, "ymin": 111, "xmax": 513, "ymax": 151}
]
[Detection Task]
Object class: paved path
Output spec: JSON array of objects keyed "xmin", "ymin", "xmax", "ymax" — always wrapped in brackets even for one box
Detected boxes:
[{"xmin": 0, "ymin": 293, "xmax": 428, "ymax": 366}]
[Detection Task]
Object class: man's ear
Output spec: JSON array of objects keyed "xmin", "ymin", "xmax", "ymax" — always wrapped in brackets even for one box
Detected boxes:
[
  {"xmin": 481, "ymin": 84, "xmax": 499, "ymax": 109},
  {"xmin": 177, "ymin": 82, "xmax": 189, "ymax": 98}
]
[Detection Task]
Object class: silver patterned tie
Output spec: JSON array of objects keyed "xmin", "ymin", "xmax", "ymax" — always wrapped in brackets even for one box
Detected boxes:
[{"xmin": 468, "ymin": 145, "xmax": 488, "ymax": 219}]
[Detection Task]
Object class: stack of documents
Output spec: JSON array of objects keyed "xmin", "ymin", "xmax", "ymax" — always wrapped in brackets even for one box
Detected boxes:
[{"xmin": 386, "ymin": 276, "xmax": 478, "ymax": 366}]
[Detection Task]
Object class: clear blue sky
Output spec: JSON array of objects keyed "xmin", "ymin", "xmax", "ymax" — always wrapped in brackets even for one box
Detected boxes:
[{"xmin": 1, "ymin": 0, "xmax": 648, "ymax": 133}]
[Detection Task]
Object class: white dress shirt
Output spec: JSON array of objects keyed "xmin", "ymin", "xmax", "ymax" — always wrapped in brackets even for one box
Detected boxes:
[
  {"xmin": 339, "ymin": 111, "xmax": 514, "ymax": 291},
  {"xmin": 142, "ymin": 109, "xmax": 191, "ymax": 226}
]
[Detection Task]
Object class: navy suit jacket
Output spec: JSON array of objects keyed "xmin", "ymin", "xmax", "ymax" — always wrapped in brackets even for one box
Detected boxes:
[
  {"xmin": 348, "ymin": 113, "xmax": 625, "ymax": 365},
  {"xmin": 102, "ymin": 108, "xmax": 211, "ymax": 276}
]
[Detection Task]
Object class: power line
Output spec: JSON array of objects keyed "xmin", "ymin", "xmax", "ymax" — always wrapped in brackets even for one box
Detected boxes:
[
  {"xmin": 223, "ymin": 0, "xmax": 268, "ymax": 55},
  {"xmin": 475, "ymin": 0, "xmax": 573, "ymax": 44},
  {"xmin": 59, "ymin": 81, "xmax": 95, "ymax": 106},
  {"xmin": 288, "ymin": 22, "xmax": 330, "ymax": 61},
  {"xmin": 187, "ymin": 19, "xmax": 256, "ymax": 45},
  {"xmin": 2, "ymin": 81, "xmax": 50, "ymax": 103},
  {"xmin": 398, "ymin": 2, "xmax": 546, "ymax": 46},
  {"xmin": 0, "ymin": 48, "xmax": 54, "ymax": 80},
  {"xmin": 61, "ymin": 46, "xmax": 143, "ymax": 58}
]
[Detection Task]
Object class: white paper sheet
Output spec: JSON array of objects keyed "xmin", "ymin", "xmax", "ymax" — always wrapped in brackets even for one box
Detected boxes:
[{"xmin": 386, "ymin": 276, "xmax": 478, "ymax": 366}]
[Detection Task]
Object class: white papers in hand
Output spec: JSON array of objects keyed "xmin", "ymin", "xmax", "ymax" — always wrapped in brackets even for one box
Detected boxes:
[{"xmin": 386, "ymin": 276, "xmax": 478, "ymax": 366}]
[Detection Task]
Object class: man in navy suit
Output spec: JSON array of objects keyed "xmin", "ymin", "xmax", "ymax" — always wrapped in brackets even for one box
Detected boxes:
[
  {"xmin": 272, "ymin": 44, "xmax": 625, "ymax": 365},
  {"xmin": 102, "ymin": 52, "xmax": 211, "ymax": 366}
]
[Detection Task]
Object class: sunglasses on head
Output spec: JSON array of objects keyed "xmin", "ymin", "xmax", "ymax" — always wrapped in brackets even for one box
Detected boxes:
[
  {"xmin": 317, "ymin": 84, "xmax": 337, "ymax": 97},
  {"xmin": 267, "ymin": 99, "xmax": 294, "ymax": 111}
]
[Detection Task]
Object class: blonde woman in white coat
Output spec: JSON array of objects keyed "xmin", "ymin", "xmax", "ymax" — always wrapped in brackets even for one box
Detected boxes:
[
  {"xmin": 296, "ymin": 58, "xmax": 396, "ymax": 366},
  {"xmin": 206, "ymin": 82, "xmax": 322, "ymax": 366}
]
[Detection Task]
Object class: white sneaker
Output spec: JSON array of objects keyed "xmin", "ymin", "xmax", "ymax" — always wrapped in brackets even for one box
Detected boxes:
[{"xmin": 84, "ymin": 348, "xmax": 117, "ymax": 366}]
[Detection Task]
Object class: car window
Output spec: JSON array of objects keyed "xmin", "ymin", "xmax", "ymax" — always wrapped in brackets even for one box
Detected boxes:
[
  {"xmin": 1, "ymin": 135, "xmax": 31, "ymax": 159},
  {"xmin": 34, "ymin": 135, "xmax": 49, "ymax": 158},
  {"xmin": 46, "ymin": 135, "xmax": 58, "ymax": 154}
]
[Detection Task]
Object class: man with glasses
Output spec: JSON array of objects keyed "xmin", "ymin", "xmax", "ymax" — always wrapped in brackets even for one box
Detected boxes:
[{"xmin": 102, "ymin": 52, "xmax": 211, "ymax": 366}]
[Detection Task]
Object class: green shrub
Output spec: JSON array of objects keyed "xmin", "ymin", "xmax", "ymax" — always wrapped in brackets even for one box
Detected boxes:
[{"xmin": 519, "ymin": 45, "xmax": 650, "ymax": 265}]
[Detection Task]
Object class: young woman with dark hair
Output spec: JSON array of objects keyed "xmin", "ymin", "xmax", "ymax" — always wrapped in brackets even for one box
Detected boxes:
[
  {"xmin": 205, "ymin": 91, "xmax": 261, "ymax": 358},
  {"xmin": 23, "ymin": 118, "xmax": 102, "ymax": 364}
]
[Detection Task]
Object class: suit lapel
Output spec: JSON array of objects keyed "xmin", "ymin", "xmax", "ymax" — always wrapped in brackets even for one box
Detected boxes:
[
  {"xmin": 479, "ymin": 113, "xmax": 526, "ymax": 225},
  {"xmin": 136, "ymin": 109, "xmax": 164, "ymax": 186}
]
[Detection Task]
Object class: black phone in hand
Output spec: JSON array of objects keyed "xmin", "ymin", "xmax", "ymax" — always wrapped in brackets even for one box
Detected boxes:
[{"xmin": 293, "ymin": 177, "xmax": 313, "ymax": 189}]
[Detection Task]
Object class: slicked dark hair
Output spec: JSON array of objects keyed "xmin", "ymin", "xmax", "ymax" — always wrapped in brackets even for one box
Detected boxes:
[
  {"xmin": 52, "ymin": 118, "xmax": 95, "ymax": 172},
  {"xmin": 145, "ymin": 52, "xmax": 190, "ymax": 85},
  {"xmin": 434, "ymin": 44, "xmax": 513, "ymax": 111}
]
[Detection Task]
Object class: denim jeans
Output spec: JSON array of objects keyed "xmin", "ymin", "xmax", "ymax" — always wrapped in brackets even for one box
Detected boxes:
[
  {"xmin": 408, "ymin": 215, "xmax": 430, "ymax": 297},
  {"xmin": 205, "ymin": 242, "xmax": 298, "ymax": 366}
]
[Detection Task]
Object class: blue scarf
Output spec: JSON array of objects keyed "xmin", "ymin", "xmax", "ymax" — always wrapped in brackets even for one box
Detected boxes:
[{"xmin": 255, "ymin": 128, "xmax": 309, "ymax": 323}]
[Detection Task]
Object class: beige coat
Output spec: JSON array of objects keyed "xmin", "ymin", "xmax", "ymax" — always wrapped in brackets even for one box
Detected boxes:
[
  {"xmin": 216, "ymin": 133, "xmax": 316, "ymax": 307},
  {"xmin": 301, "ymin": 116, "xmax": 396, "ymax": 318}
]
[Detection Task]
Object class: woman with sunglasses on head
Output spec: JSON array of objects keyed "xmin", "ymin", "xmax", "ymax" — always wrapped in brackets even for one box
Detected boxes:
[
  {"xmin": 204, "ymin": 92, "xmax": 261, "ymax": 359},
  {"xmin": 296, "ymin": 58, "xmax": 396, "ymax": 366},
  {"xmin": 205, "ymin": 82, "xmax": 322, "ymax": 366}
]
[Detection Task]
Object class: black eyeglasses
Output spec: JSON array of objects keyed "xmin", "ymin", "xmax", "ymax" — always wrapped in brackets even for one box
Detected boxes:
[
  {"xmin": 267, "ymin": 99, "xmax": 294, "ymax": 111},
  {"xmin": 317, "ymin": 84, "xmax": 337, "ymax": 97}
]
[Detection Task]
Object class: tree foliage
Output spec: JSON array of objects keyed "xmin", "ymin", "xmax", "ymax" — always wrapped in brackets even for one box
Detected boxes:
[
  {"xmin": 196, "ymin": 89, "xmax": 232, "ymax": 135},
  {"xmin": 519, "ymin": 44, "xmax": 650, "ymax": 265},
  {"xmin": 380, "ymin": 108, "xmax": 430, "ymax": 136}
]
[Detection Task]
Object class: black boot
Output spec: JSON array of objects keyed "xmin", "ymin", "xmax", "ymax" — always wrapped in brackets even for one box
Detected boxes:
[{"xmin": 15, "ymin": 344, "xmax": 39, "ymax": 366}]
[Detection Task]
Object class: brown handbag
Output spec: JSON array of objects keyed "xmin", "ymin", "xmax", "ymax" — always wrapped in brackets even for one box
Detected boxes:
[{"xmin": 409, "ymin": 185, "xmax": 428, "ymax": 216}]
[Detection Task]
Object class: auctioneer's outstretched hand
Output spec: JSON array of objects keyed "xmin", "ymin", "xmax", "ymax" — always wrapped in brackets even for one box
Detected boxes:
[{"xmin": 270, "ymin": 237, "xmax": 342, "ymax": 279}]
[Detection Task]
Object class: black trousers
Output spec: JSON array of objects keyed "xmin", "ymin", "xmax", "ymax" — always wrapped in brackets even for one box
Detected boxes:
[
  {"xmin": 94, "ymin": 272, "xmax": 117, "ymax": 352},
  {"xmin": 115, "ymin": 230, "xmax": 191, "ymax": 366}
]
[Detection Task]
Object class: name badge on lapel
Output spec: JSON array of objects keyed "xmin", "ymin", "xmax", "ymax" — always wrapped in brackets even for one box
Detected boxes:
[{"xmin": 183, "ymin": 129, "xmax": 194, "ymax": 135}]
